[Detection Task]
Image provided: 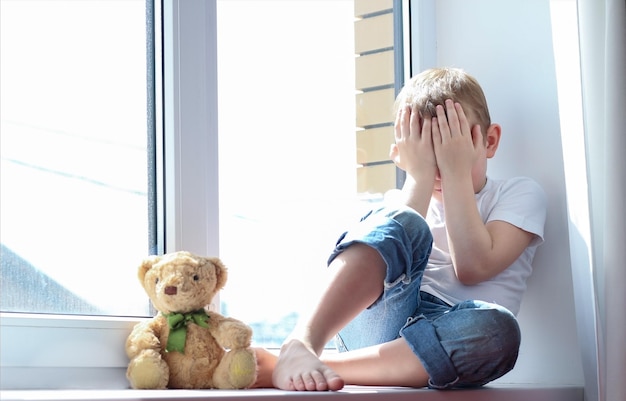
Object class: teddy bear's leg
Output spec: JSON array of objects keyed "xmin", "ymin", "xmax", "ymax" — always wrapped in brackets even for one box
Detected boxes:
[
  {"xmin": 126, "ymin": 349, "xmax": 169, "ymax": 389},
  {"xmin": 212, "ymin": 348, "xmax": 257, "ymax": 389}
]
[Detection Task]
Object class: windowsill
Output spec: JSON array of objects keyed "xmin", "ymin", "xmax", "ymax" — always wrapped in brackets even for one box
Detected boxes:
[
  {"xmin": 1, "ymin": 314, "xmax": 584, "ymax": 400},
  {"xmin": 0, "ymin": 384, "xmax": 584, "ymax": 401}
]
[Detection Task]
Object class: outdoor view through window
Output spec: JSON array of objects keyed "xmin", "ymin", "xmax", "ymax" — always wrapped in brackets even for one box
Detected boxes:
[
  {"xmin": 216, "ymin": 0, "xmax": 365, "ymax": 348},
  {"xmin": 1, "ymin": 0, "xmax": 376, "ymax": 348},
  {"xmin": 0, "ymin": 0, "xmax": 151, "ymax": 316}
]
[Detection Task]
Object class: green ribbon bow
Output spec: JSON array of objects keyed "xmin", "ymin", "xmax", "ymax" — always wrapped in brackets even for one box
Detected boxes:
[{"xmin": 164, "ymin": 310, "xmax": 210, "ymax": 353}]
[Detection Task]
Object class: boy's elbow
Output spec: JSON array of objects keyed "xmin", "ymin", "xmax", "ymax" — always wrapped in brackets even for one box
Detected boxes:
[
  {"xmin": 457, "ymin": 273, "xmax": 482, "ymax": 286},
  {"xmin": 455, "ymin": 265, "xmax": 488, "ymax": 286}
]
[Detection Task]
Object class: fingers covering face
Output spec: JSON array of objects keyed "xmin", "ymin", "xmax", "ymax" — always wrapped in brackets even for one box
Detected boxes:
[
  {"xmin": 431, "ymin": 100, "xmax": 472, "ymax": 143},
  {"xmin": 394, "ymin": 100, "xmax": 471, "ymax": 144},
  {"xmin": 395, "ymin": 104, "xmax": 428, "ymax": 140},
  {"xmin": 395, "ymin": 105, "xmax": 416, "ymax": 142}
]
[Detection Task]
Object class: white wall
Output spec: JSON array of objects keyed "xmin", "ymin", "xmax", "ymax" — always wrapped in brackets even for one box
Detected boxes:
[{"xmin": 411, "ymin": 0, "xmax": 584, "ymax": 385}]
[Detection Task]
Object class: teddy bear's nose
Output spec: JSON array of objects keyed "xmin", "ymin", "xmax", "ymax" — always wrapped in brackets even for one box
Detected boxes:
[{"xmin": 164, "ymin": 286, "xmax": 177, "ymax": 295}]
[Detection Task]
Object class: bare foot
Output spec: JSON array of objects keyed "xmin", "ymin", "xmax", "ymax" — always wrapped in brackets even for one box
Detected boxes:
[
  {"xmin": 272, "ymin": 339, "xmax": 345, "ymax": 391},
  {"xmin": 250, "ymin": 347, "xmax": 278, "ymax": 388}
]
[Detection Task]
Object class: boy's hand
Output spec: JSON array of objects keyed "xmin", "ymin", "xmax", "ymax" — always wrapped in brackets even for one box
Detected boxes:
[
  {"xmin": 431, "ymin": 100, "xmax": 485, "ymax": 179},
  {"xmin": 389, "ymin": 104, "xmax": 436, "ymax": 216},
  {"xmin": 390, "ymin": 104, "xmax": 437, "ymax": 180}
]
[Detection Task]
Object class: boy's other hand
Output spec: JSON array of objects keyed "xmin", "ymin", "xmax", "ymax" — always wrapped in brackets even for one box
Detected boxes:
[
  {"xmin": 431, "ymin": 100, "xmax": 485, "ymax": 178},
  {"xmin": 390, "ymin": 104, "xmax": 437, "ymax": 181}
]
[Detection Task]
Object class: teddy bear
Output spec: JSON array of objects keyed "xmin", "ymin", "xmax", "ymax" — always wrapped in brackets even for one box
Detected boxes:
[{"xmin": 125, "ymin": 251, "xmax": 257, "ymax": 389}]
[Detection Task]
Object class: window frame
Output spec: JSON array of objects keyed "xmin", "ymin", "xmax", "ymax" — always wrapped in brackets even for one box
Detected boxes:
[
  {"xmin": 0, "ymin": 0, "xmax": 220, "ymax": 390},
  {"xmin": 0, "ymin": 0, "xmax": 416, "ymax": 390}
]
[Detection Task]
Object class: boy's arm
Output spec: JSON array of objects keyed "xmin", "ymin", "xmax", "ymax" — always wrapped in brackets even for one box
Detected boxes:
[
  {"xmin": 442, "ymin": 178, "xmax": 534, "ymax": 284},
  {"xmin": 389, "ymin": 104, "xmax": 437, "ymax": 217},
  {"xmin": 432, "ymin": 100, "xmax": 535, "ymax": 285}
]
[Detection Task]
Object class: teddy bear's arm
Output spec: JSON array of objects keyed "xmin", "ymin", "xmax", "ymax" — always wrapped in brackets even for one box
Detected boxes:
[
  {"xmin": 207, "ymin": 312, "xmax": 253, "ymax": 350},
  {"xmin": 125, "ymin": 317, "xmax": 165, "ymax": 359}
]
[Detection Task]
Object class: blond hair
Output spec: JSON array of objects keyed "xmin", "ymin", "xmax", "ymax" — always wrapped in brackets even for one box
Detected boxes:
[{"xmin": 394, "ymin": 67, "xmax": 491, "ymax": 134}]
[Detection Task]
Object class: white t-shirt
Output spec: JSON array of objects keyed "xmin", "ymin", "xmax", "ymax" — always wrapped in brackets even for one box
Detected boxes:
[{"xmin": 420, "ymin": 176, "xmax": 547, "ymax": 316}]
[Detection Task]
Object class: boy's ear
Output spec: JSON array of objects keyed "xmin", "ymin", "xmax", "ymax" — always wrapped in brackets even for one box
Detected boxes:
[{"xmin": 484, "ymin": 123, "xmax": 501, "ymax": 158}]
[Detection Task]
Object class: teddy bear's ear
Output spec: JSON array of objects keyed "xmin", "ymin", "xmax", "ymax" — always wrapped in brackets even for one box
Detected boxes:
[
  {"xmin": 138, "ymin": 255, "xmax": 161, "ymax": 284},
  {"xmin": 209, "ymin": 257, "xmax": 228, "ymax": 291}
]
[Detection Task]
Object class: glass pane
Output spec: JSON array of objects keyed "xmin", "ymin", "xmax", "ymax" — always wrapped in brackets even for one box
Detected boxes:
[
  {"xmin": 217, "ymin": 0, "xmax": 374, "ymax": 347},
  {"xmin": 0, "ymin": 0, "xmax": 152, "ymax": 316}
]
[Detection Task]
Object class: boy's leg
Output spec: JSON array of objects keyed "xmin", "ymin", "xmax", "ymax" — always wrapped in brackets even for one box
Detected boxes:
[
  {"xmin": 271, "ymin": 242, "xmax": 387, "ymax": 391},
  {"xmin": 271, "ymin": 206, "xmax": 433, "ymax": 391},
  {"xmin": 400, "ymin": 299, "xmax": 522, "ymax": 389},
  {"xmin": 260, "ymin": 296, "xmax": 520, "ymax": 390},
  {"xmin": 322, "ymin": 337, "xmax": 430, "ymax": 387},
  {"xmin": 254, "ymin": 337, "xmax": 430, "ymax": 389},
  {"xmin": 333, "ymin": 207, "xmax": 433, "ymax": 352}
]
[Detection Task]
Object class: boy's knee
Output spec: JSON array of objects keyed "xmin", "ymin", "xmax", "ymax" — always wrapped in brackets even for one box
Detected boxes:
[
  {"xmin": 382, "ymin": 206, "xmax": 433, "ymax": 256},
  {"xmin": 328, "ymin": 206, "xmax": 432, "ymax": 271},
  {"xmin": 473, "ymin": 305, "xmax": 521, "ymax": 360},
  {"xmin": 442, "ymin": 302, "xmax": 521, "ymax": 387},
  {"xmin": 384, "ymin": 206, "xmax": 429, "ymax": 235}
]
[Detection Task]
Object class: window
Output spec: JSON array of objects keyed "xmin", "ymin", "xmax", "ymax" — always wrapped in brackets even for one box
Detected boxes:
[
  {"xmin": 216, "ymin": 0, "xmax": 360, "ymax": 348},
  {"xmin": 216, "ymin": 0, "xmax": 402, "ymax": 347},
  {"xmin": 0, "ymin": 0, "xmax": 404, "ymax": 389},
  {"xmin": 0, "ymin": 0, "xmax": 152, "ymax": 317}
]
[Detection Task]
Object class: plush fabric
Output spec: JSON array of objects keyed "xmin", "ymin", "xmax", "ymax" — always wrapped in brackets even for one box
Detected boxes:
[{"xmin": 125, "ymin": 251, "xmax": 256, "ymax": 389}]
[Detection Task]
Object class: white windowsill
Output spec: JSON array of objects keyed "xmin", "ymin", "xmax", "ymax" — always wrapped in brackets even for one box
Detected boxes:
[
  {"xmin": 0, "ymin": 384, "xmax": 584, "ymax": 401},
  {"xmin": 0, "ymin": 314, "xmax": 584, "ymax": 400}
]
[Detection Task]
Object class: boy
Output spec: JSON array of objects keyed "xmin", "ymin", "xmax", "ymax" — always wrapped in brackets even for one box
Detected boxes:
[{"xmin": 254, "ymin": 67, "xmax": 547, "ymax": 391}]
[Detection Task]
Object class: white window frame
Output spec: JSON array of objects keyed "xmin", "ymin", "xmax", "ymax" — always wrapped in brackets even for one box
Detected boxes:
[{"xmin": 0, "ymin": 0, "xmax": 219, "ymax": 390}]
